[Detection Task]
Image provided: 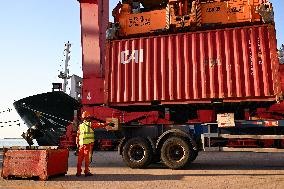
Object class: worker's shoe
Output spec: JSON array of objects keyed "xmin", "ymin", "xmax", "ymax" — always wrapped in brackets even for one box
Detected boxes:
[
  {"xmin": 75, "ymin": 173, "xmax": 81, "ymax": 177},
  {"xmin": 85, "ymin": 172, "xmax": 94, "ymax": 177}
]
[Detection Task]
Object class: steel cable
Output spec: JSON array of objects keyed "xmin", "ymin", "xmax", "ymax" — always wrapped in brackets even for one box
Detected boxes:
[{"xmin": 20, "ymin": 104, "xmax": 72, "ymax": 124}]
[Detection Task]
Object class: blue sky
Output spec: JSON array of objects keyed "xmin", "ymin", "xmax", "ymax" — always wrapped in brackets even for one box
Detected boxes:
[{"xmin": 0, "ymin": 0, "xmax": 283, "ymax": 138}]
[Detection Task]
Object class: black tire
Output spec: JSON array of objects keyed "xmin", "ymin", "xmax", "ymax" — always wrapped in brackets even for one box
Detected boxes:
[
  {"xmin": 161, "ymin": 136, "xmax": 195, "ymax": 169},
  {"xmin": 122, "ymin": 137, "xmax": 153, "ymax": 169},
  {"xmin": 151, "ymin": 153, "xmax": 161, "ymax": 164},
  {"xmin": 189, "ymin": 150, "xmax": 199, "ymax": 162}
]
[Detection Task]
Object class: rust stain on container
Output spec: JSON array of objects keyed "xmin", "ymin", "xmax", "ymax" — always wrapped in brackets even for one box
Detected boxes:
[
  {"xmin": 105, "ymin": 25, "xmax": 281, "ymax": 105},
  {"xmin": 1, "ymin": 148, "xmax": 69, "ymax": 181}
]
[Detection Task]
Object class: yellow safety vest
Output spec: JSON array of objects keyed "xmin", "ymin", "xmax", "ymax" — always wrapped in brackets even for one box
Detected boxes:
[{"xmin": 79, "ymin": 121, "xmax": 94, "ymax": 145}]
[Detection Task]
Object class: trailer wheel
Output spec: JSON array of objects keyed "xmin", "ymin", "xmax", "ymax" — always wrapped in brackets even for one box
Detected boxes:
[
  {"xmin": 122, "ymin": 137, "xmax": 152, "ymax": 169},
  {"xmin": 152, "ymin": 154, "xmax": 161, "ymax": 164},
  {"xmin": 161, "ymin": 137, "xmax": 195, "ymax": 169},
  {"xmin": 189, "ymin": 150, "xmax": 198, "ymax": 162}
]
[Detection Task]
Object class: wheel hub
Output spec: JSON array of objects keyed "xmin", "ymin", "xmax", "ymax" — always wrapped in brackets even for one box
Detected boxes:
[
  {"xmin": 168, "ymin": 145, "xmax": 185, "ymax": 162},
  {"xmin": 128, "ymin": 144, "xmax": 145, "ymax": 162}
]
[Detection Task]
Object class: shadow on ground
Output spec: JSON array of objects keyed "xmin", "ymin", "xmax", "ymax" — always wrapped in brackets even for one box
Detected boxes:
[
  {"xmin": 50, "ymin": 172, "xmax": 284, "ymax": 182},
  {"xmin": 145, "ymin": 161, "xmax": 284, "ymax": 170},
  {"xmin": 1, "ymin": 151, "xmax": 284, "ymax": 173}
]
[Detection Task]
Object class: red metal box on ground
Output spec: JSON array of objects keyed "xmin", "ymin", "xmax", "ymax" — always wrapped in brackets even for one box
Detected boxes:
[
  {"xmin": 1, "ymin": 147, "xmax": 68, "ymax": 181},
  {"xmin": 105, "ymin": 24, "xmax": 281, "ymax": 106}
]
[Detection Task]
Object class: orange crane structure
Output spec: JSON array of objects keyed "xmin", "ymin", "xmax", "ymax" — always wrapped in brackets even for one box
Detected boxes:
[{"xmin": 109, "ymin": 0, "xmax": 274, "ymax": 38}]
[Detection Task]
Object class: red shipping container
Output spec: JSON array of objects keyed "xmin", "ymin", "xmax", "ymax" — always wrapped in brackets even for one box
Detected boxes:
[
  {"xmin": 1, "ymin": 148, "xmax": 68, "ymax": 181},
  {"xmin": 105, "ymin": 25, "xmax": 281, "ymax": 106}
]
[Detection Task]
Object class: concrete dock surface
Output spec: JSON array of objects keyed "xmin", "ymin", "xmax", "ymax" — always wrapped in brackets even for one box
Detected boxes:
[{"xmin": 0, "ymin": 150, "xmax": 284, "ymax": 189}]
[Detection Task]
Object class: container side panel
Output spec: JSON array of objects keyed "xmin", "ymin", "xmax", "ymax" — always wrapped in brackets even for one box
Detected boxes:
[
  {"xmin": 241, "ymin": 28, "xmax": 252, "ymax": 97},
  {"xmin": 117, "ymin": 41, "xmax": 122, "ymax": 102},
  {"xmin": 268, "ymin": 26, "xmax": 281, "ymax": 97},
  {"xmin": 138, "ymin": 38, "xmax": 145, "ymax": 101},
  {"xmin": 200, "ymin": 33, "xmax": 206, "ymax": 99},
  {"xmin": 169, "ymin": 36, "xmax": 174, "ymax": 100},
  {"xmin": 111, "ymin": 42, "xmax": 117, "ymax": 102},
  {"xmin": 164, "ymin": 36, "xmax": 170, "ymax": 101},
  {"xmin": 192, "ymin": 33, "xmax": 199, "ymax": 99},
  {"xmin": 255, "ymin": 28, "xmax": 265, "ymax": 97},
  {"xmin": 259, "ymin": 27, "xmax": 270, "ymax": 96},
  {"xmin": 106, "ymin": 25, "xmax": 281, "ymax": 105},
  {"xmin": 161, "ymin": 37, "xmax": 166, "ymax": 100},
  {"xmin": 184, "ymin": 34, "xmax": 190, "ymax": 99},
  {"xmin": 250, "ymin": 28, "xmax": 261, "ymax": 96},
  {"xmin": 146, "ymin": 38, "xmax": 151, "ymax": 101},
  {"xmin": 224, "ymin": 30, "xmax": 233, "ymax": 98},
  {"xmin": 220, "ymin": 31, "xmax": 228, "ymax": 97},
  {"xmin": 233, "ymin": 29, "xmax": 242, "ymax": 97},
  {"xmin": 216, "ymin": 31, "xmax": 224, "ymax": 98},
  {"xmin": 176, "ymin": 35, "xmax": 183, "ymax": 100}
]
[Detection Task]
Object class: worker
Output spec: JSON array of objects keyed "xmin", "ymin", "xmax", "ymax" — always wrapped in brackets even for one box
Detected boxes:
[{"xmin": 76, "ymin": 111, "xmax": 114, "ymax": 177}]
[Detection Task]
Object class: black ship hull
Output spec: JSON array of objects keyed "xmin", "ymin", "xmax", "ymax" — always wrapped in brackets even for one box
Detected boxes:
[{"xmin": 13, "ymin": 91, "xmax": 80, "ymax": 146}]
